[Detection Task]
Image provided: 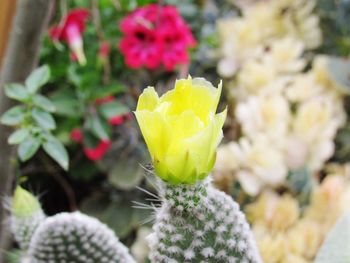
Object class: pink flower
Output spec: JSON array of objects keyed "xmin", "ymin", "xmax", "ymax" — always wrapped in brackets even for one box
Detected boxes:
[
  {"xmin": 119, "ymin": 4, "xmax": 196, "ymax": 71},
  {"xmin": 70, "ymin": 128, "xmax": 83, "ymax": 143},
  {"xmin": 83, "ymin": 140, "xmax": 112, "ymax": 161},
  {"xmin": 49, "ymin": 9, "xmax": 89, "ymax": 65}
]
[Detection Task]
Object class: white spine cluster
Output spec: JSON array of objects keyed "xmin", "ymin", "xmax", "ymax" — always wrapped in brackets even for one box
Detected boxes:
[
  {"xmin": 148, "ymin": 176, "xmax": 262, "ymax": 263},
  {"xmin": 11, "ymin": 210, "xmax": 46, "ymax": 250},
  {"xmin": 28, "ymin": 212, "xmax": 136, "ymax": 263}
]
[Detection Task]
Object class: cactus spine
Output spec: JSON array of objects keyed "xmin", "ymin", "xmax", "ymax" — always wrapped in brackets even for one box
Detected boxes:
[{"xmin": 147, "ymin": 177, "xmax": 262, "ymax": 263}]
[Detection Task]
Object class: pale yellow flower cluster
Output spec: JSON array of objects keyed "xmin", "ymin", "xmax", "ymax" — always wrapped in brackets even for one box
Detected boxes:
[
  {"xmin": 215, "ymin": 53, "xmax": 346, "ymax": 195},
  {"xmin": 214, "ymin": 0, "xmax": 346, "ymax": 196},
  {"xmin": 245, "ymin": 172, "xmax": 350, "ymax": 263},
  {"xmin": 217, "ymin": 0, "xmax": 322, "ymax": 77}
]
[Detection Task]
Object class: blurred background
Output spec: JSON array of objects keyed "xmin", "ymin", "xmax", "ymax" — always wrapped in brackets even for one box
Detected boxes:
[{"xmin": 1, "ymin": 0, "xmax": 350, "ymax": 262}]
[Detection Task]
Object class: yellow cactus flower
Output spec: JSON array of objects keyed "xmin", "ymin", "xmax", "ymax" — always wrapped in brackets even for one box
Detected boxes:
[
  {"xmin": 135, "ymin": 77, "xmax": 226, "ymax": 184},
  {"xmin": 12, "ymin": 186, "xmax": 41, "ymax": 217}
]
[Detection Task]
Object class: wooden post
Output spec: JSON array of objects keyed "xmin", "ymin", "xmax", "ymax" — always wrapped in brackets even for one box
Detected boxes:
[
  {"xmin": 0, "ymin": 1, "xmax": 54, "ymax": 262},
  {"xmin": 0, "ymin": 0, "xmax": 17, "ymax": 70}
]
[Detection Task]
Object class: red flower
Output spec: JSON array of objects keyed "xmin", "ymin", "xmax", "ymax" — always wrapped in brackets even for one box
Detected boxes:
[
  {"xmin": 49, "ymin": 9, "xmax": 89, "ymax": 65},
  {"xmin": 108, "ymin": 115, "xmax": 124, "ymax": 125},
  {"xmin": 95, "ymin": 95, "xmax": 115, "ymax": 105},
  {"xmin": 119, "ymin": 4, "xmax": 196, "ymax": 71},
  {"xmin": 98, "ymin": 41, "xmax": 111, "ymax": 58},
  {"xmin": 83, "ymin": 140, "xmax": 112, "ymax": 161},
  {"xmin": 97, "ymin": 41, "xmax": 111, "ymax": 67},
  {"xmin": 70, "ymin": 128, "xmax": 83, "ymax": 143}
]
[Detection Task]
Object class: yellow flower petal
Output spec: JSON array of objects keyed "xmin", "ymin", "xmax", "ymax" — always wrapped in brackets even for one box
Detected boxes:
[
  {"xmin": 134, "ymin": 110, "xmax": 171, "ymax": 161},
  {"xmin": 136, "ymin": 87, "xmax": 159, "ymax": 111}
]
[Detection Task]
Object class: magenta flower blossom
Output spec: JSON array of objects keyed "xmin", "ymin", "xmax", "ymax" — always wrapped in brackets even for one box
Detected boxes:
[
  {"xmin": 119, "ymin": 4, "xmax": 196, "ymax": 71},
  {"xmin": 49, "ymin": 9, "xmax": 89, "ymax": 65}
]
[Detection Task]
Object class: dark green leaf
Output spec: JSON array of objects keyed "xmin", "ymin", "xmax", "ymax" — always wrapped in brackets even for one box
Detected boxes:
[
  {"xmin": 33, "ymin": 94, "xmax": 56, "ymax": 112},
  {"xmin": 86, "ymin": 115, "xmax": 109, "ymax": 140},
  {"xmin": 91, "ymin": 83, "xmax": 125, "ymax": 100},
  {"xmin": 8, "ymin": 129, "xmax": 30, "ymax": 145},
  {"xmin": 25, "ymin": 65, "xmax": 50, "ymax": 93},
  {"xmin": 18, "ymin": 135, "xmax": 41, "ymax": 161},
  {"xmin": 108, "ymin": 156, "xmax": 143, "ymax": 190},
  {"xmin": 102, "ymin": 201, "xmax": 134, "ymax": 238},
  {"xmin": 0, "ymin": 106, "xmax": 25, "ymax": 126},
  {"xmin": 4, "ymin": 84, "xmax": 30, "ymax": 102},
  {"xmin": 50, "ymin": 88, "xmax": 82, "ymax": 117},
  {"xmin": 32, "ymin": 108, "xmax": 56, "ymax": 130},
  {"xmin": 99, "ymin": 101, "xmax": 129, "ymax": 120},
  {"xmin": 42, "ymin": 137, "xmax": 69, "ymax": 170}
]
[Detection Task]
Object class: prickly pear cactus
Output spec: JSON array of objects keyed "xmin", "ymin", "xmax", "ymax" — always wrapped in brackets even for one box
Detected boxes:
[
  {"xmin": 148, "ymin": 177, "xmax": 262, "ymax": 263},
  {"xmin": 27, "ymin": 212, "xmax": 136, "ymax": 263}
]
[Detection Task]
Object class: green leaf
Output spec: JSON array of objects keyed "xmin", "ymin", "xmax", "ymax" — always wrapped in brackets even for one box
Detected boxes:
[
  {"xmin": 4, "ymin": 84, "xmax": 30, "ymax": 102},
  {"xmin": 33, "ymin": 94, "xmax": 56, "ymax": 112},
  {"xmin": 0, "ymin": 106, "xmax": 25, "ymax": 126},
  {"xmin": 8, "ymin": 129, "xmax": 30, "ymax": 145},
  {"xmin": 32, "ymin": 108, "xmax": 56, "ymax": 130},
  {"xmin": 102, "ymin": 201, "xmax": 134, "ymax": 239},
  {"xmin": 50, "ymin": 88, "xmax": 82, "ymax": 117},
  {"xmin": 91, "ymin": 83, "xmax": 125, "ymax": 100},
  {"xmin": 25, "ymin": 65, "xmax": 50, "ymax": 93},
  {"xmin": 108, "ymin": 155, "xmax": 143, "ymax": 190},
  {"xmin": 42, "ymin": 137, "xmax": 69, "ymax": 170},
  {"xmin": 86, "ymin": 115, "xmax": 109, "ymax": 140},
  {"xmin": 99, "ymin": 101, "xmax": 129, "ymax": 120},
  {"xmin": 18, "ymin": 135, "xmax": 41, "ymax": 161},
  {"xmin": 315, "ymin": 212, "xmax": 350, "ymax": 263}
]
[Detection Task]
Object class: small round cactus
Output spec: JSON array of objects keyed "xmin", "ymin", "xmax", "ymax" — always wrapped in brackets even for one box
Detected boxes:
[
  {"xmin": 28, "ymin": 212, "xmax": 136, "ymax": 263},
  {"xmin": 147, "ymin": 177, "xmax": 262, "ymax": 263},
  {"xmin": 10, "ymin": 186, "xmax": 46, "ymax": 250}
]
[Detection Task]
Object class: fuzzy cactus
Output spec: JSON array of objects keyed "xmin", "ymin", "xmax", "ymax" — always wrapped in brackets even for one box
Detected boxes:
[
  {"xmin": 147, "ymin": 177, "xmax": 262, "ymax": 263},
  {"xmin": 28, "ymin": 212, "xmax": 136, "ymax": 263},
  {"xmin": 9, "ymin": 186, "xmax": 136, "ymax": 263},
  {"xmin": 10, "ymin": 187, "xmax": 46, "ymax": 250}
]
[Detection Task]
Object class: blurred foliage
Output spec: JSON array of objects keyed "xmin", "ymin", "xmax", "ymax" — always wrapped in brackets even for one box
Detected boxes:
[
  {"xmin": 317, "ymin": 0, "xmax": 350, "ymax": 56},
  {"xmin": 4, "ymin": 0, "xmax": 350, "ymax": 260}
]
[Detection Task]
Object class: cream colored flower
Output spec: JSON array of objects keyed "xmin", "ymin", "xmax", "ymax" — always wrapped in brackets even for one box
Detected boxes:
[
  {"xmin": 257, "ymin": 233, "xmax": 286, "ymax": 263},
  {"xmin": 262, "ymin": 37, "xmax": 305, "ymax": 73},
  {"xmin": 289, "ymin": 96, "xmax": 345, "ymax": 171},
  {"xmin": 235, "ymin": 137, "xmax": 288, "ymax": 195},
  {"xmin": 238, "ymin": 60, "xmax": 277, "ymax": 95},
  {"xmin": 305, "ymin": 175, "xmax": 350, "ymax": 229},
  {"xmin": 287, "ymin": 220, "xmax": 323, "ymax": 260},
  {"xmin": 246, "ymin": 191, "xmax": 300, "ymax": 232},
  {"xmin": 276, "ymin": 0, "xmax": 322, "ymax": 49},
  {"xmin": 235, "ymin": 93, "xmax": 290, "ymax": 141},
  {"xmin": 285, "ymin": 73, "xmax": 323, "ymax": 103}
]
